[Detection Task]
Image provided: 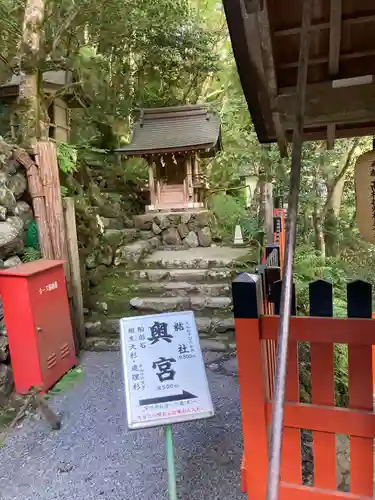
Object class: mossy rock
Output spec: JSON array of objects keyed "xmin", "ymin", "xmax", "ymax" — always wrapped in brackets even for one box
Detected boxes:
[
  {"xmin": 85, "ymin": 250, "xmax": 98, "ymax": 269},
  {"xmin": 88, "ymin": 270, "xmax": 137, "ymax": 316},
  {"xmin": 98, "ymin": 203, "xmax": 122, "ymax": 218},
  {"xmin": 102, "ymin": 228, "xmax": 138, "ymax": 250},
  {"xmin": 97, "ymin": 244, "xmax": 114, "ymax": 266},
  {"xmin": 88, "ymin": 183, "xmax": 105, "ymax": 207},
  {"xmin": 87, "ymin": 265, "xmax": 109, "ymax": 286}
]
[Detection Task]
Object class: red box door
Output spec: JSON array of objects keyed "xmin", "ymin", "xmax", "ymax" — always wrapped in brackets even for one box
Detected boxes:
[{"xmin": 27, "ymin": 266, "xmax": 76, "ymax": 391}]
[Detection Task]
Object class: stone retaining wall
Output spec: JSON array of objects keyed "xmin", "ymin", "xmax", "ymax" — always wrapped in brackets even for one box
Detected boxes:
[{"xmin": 133, "ymin": 210, "xmax": 213, "ymax": 248}]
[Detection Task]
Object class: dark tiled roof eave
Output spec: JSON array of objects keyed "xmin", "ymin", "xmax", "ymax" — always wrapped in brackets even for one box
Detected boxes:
[
  {"xmin": 116, "ymin": 142, "xmax": 218, "ymax": 156},
  {"xmin": 115, "ymin": 105, "xmax": 221, "ymax": 156}
]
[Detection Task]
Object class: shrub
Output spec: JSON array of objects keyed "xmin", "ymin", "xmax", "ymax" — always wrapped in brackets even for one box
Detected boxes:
[{"xmin": 208, "ymin": 192, "xmax": 261, "ymax": 244}]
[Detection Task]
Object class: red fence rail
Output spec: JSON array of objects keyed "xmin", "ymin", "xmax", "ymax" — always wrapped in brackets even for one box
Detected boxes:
[{"xmin": 232, "ymin": 276, "xmax": 375, "ymax": 499}]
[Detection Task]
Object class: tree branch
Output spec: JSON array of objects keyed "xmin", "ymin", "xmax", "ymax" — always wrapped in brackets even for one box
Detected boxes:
[
  {"xmin": 51, "ymin": 7, "xmax": 80, "ymax": 54},
  {"xmin": 0, "ymin": 53, "xmax": 9, "ymax": 67},
  {"xmin": 44, "ymin": 81, "xmax": 84, "ymax": 105},
  {"xmin": 40, "ymin": 57, "xmax": 69, "ymax": 71},
  {"xmin": 322, "ymin": 138, "xmax": 359, "ymax": 218}
]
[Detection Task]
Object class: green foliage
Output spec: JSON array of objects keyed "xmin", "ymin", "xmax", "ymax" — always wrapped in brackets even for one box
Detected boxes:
[
  {"xmin": 21, "ymin": 247, "xmax": 41, "ymax": 263},
  {"xmin": 294, "ymin": 242, "xmax": 375, "ymax": 406},
  {"xmin": 48, "ymin": 367, "xmax": 84, "ymax": 396},
  {"xmin": 57, "ymin": 142, "xmax": 78, "ymax": 174},
  {"xmin": 25, "ymin": 220, "xmax": 39, "ymax": 251},
  {"xmin": 3, "ymin": 0, "xmax": 374, "ymax": 413},
  {"xmin": 334, "ymin": 344, "xmax": 349, "ymax": 407},
  {"xmin": 2, "ymin": 0, "xmax": 219, "ymax": 147},
  {"xmin": 239, "ymin": 216, "xmax": 262, "ymax": 245},
  {"xmin": 207, "ymin": 192, "xmax": 246, "ymax": 241},
  {"xmin": 121, "ymin": 157, "xmax": 148, "ymax": 185}
]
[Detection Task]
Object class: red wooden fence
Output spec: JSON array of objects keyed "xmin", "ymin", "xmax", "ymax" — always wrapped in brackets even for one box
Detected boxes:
[{"xmin": 232, "ymin": 275, "xmax": 375, "ymax": 499}]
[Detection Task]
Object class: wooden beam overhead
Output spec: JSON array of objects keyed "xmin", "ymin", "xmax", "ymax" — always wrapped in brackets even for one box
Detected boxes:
[
  {"xmin": 277, "ymin": 82, "xmax": 375, "ymax": 128},
  {"xmin": 327, "ymin": 0, "xmax": 342, "ymax": 148},
  {"xmin": 327, "ymin": 123, "xmax": 336, "ymax": 149},
  {"xmin": 285, "ymin": 123, "xmax": 375, "ymax": 142},
  {"xmin": 279, "ymin": 49, "xmax": 375, "ymax": 70},
  {"xmin": 328, "ymin": 0, "xmax": 342, "ymax": 75},
  {"xmin": 257, "ymin": 0, "xmax": 288, "ymax": 156},
  {"xmin": 223, "ymin": 0, "xmax": 375, "ymax": 144},
  {"xmin": 274, "ymin": 13, "xmax": 375, "ymax": 37},
  {"xmin": 277, "ymin": 78, "xmax": 375, "ymax": 97}
]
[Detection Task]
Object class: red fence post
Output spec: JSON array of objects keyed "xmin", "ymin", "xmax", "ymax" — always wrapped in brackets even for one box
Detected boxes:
[
  {"xmin": 232, "ymin": 273, "xmax": 268, "ymax": 499},
  {"xmin": 347, "ymin": 281, "xmax": 373, "ymax": 495},
  {"xmin": 309, "ymin": 280, "xmax": 336, "ymax": 489},
  {"xmin": 272, "ymin": 280, "xmax": 301, "ymax": 484}
]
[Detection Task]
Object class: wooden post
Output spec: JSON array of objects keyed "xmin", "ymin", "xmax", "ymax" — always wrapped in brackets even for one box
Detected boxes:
[
  {"xmin": 12, "ymin": 148, "xmax": 54, "ymax": 260},
  {"xmin": 193, "ymin": 153, "xmax": 200, "ymax": 202},
  {"xmin": 191, "ymin": 153, "xmax": 197, "ymax": 202},
  {"xmin": 347, "ymin": 280, "xmax": 373, "ymax": 495},
  {"xmin": 309, "ymin": 280, "xmax": 336, "ymax": 490},
  {"xmin": 35, "ymin": 141, "xmax": 70, "ymax": 285},
  {"xmin": 148, "ymin": 159, "xmax": 156, "ymax": 206},
  {"xmin": 266, "ymin": 0, "xmax": 313, "ymax": 497},
  {"xmin": 63, "ymin": 197, "xmax": 86, "ymax": 350},
  {"xmin": 186, "ymin": 156, "xmax": 193, "ymax": 202},
  {"xmin": 232, "ymin": 273, "xmax": 268, "ymax": 499},
  {"xmin": 195, "ymin": 153, "xmax": 200, "ymax": 178},
  {"xmin": 156, "ymin": 179, "xmax": 161, "ymax": 206},
  {"xmin": 264, "ymin": 182, "xmax": 273, "ymax": 245},
  {"xmin": 259, "ymin": 180, "xmax": 274, "ymax": 245}
]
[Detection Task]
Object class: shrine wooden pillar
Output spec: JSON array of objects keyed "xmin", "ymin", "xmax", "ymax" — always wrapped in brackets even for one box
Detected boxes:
[
  {"xmin": 192, "ymin": 153, "xmax": 199, "ymax": 202},
  {"xmin": 148, "ymin": 158, "xmax": 156, "ymax": 206},
  {"xmin": 186, "ymin": 155, "xmax": 194, "ymax": 202}
]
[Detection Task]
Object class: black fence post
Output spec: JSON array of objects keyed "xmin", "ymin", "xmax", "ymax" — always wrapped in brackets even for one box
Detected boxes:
[
  {"xmin": 309, "ymin": 280, "xmax": 333, "ymax": 317},
  {"xmin": 265, "ymin": 267, "xmax": 282, "ymax": 304},
  {"xmin": 232, "ymin": 273, "xmax": 264, "ymax": 319},
  {"xmin": 347, "ymin": 280, "xmax": 372, "ymax": 319},
  {"xmin": 265, "ymin": 244, "xmax": 281, "ymax": 268}
]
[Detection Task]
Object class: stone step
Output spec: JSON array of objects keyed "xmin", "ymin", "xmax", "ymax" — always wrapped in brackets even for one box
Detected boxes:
[
  {"xmin": 113, "ymin": 238, "xmax": 160, "ymax": 266},
  {"xmin": 142, "ymin": 247, "xmax": 252, "ymax": 269},
  {"xmin": 86, "ymin": 334, "xmax": 236, "ymax": 353},
  {"xmin": 134, "ymin": 281, "xmax": 230, "ymax": 297},
  {"xmin": 85, "ymin": 315, "xmax": 234, "ymax": 338},
  {"xmin": 128, "ymin": 268, "xmax": 234, "ymax": 282},
  {"xmin": 129, "ymin": 295, "xmax": 232, "ymax": 313}
]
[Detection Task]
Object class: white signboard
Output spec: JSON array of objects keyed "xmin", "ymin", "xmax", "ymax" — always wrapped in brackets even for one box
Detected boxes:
[{"xmin": 120, "ymin": 311, "xmax": 214, "ymax": 429}]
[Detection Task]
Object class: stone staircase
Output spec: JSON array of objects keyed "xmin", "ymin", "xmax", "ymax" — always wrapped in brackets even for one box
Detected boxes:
[{"xmin": 85, "ymin": 246, "xmax": 252, "ymax": 351}]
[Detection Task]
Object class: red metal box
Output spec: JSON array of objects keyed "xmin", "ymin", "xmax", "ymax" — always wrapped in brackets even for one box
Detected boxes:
[{"xmin": 0, "ymin": 260, "xmax": 77, "ymax": 393}]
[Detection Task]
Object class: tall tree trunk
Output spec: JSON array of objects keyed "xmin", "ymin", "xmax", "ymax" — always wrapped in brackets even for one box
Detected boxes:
[
  {"xmin": 324, "ymin": 176, "xmax": 346, "ymax": 257},
  {"xmin": 323, "ymin": 206, "xmax": 339, "ymax": 257},
  {"xmin": 322, "ymin": 139, "xmax": 359, "ymax": 256},
  {"xmin": 313, "ymin": 207, "xmax": 326, "ymax": 258},
  {"xmin": 330, "ymin": 174, "xmax": 346, "ymax": 218},
  {"xmin": 18, "ymin": 0, "xmax": 46, "ymax": 147}
]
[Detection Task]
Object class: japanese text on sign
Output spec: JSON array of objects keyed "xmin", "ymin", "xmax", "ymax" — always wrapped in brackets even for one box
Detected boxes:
[
  {"xmin": 120, "ymin": 311, "xmax": 214, "ymax": 429},
  {"xmin": 39, "ymin": 281, "xmax": 58, "ymax": 295}
]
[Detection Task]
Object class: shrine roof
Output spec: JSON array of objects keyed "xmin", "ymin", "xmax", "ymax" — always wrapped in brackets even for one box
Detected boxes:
[
  {"xmin": 115, "ymin": 105, "xmax": 221, "ymax": 157},
  {"xmin": 223, "ymin": 0, "xmax": 375, "ymax": 150},
  {"xmin": 0, "ymin": 71, "xmax": 86, "ymax": 108}
]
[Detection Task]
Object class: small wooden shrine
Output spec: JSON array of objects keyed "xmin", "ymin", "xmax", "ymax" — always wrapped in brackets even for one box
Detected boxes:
[
  {"xmin": 0, "ymin": 71, "xmax": 86, "ymax": 143},
  {"xmin": 116, "ymin": 105, "xmax": 221, "ymax": 212}
]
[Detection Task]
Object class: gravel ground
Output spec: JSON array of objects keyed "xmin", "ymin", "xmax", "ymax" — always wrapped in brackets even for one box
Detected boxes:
[{"xmin": 0, "ymin": 351, "xmax": 244, "ymax": 500}]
